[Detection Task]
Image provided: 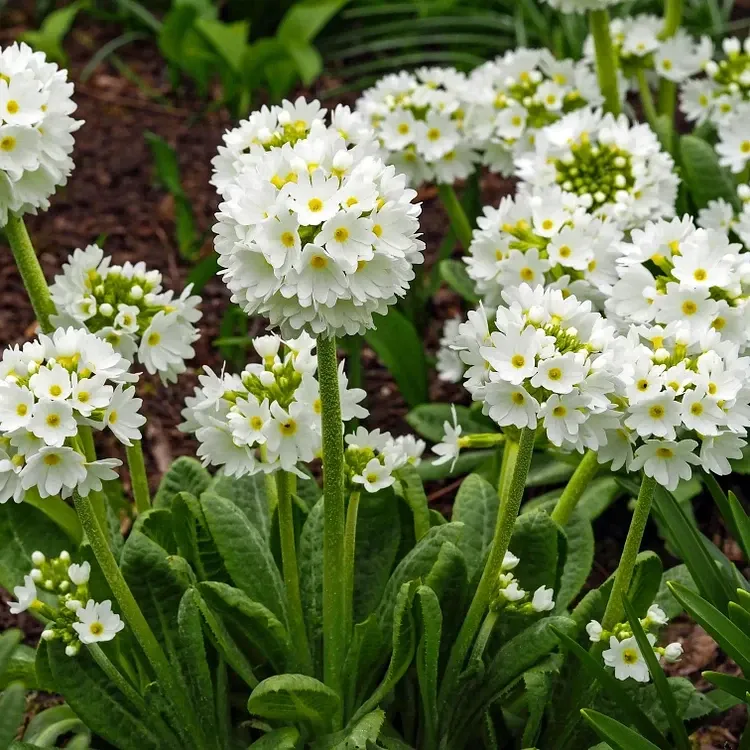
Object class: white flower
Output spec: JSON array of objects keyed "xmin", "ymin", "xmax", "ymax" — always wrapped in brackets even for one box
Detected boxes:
[
  {"xmin": 0, "ymin": 382, "xmax": 34, "ymax": 431},
  {"xmin": 73, "ymin": 599, "xmax": 124, "ymax": 644},
  {"xmin": 20, "ymin": 445, "xmax": 86, "ymax": 498},
  {"xmin": 663, "ymin": 642, "xmax": 684, "ymax": 663},
  {"xmin": 352, "ymin": 457, "xmax": 394, "ymax": 493},
  {"xmin": 624, "ymin": 392, "xmax": 682, "ymax": 440},
  {"xmin": 603, "ymin": 634, "xmax": 654, "ymax": 682},
  {"xmin": 586, "ymin": 620, "xmax": 604, "ymax": 643},
  {"xmin": 717, "ymin": 108, "xmax": 750, "ymax": 174},
  {"xmin": 630, "ymin": 439, "xmax": 702, "ymax": 491},
  {"xmin": 502, "ymin": 551, "xmax": 520, "ymax": 571},
  {"xmin": 699, "ymin": 432, "xmax": 745, "ymax": 475},
  {"xmin": 484, "ymin": 382, "xmax": 540, "ymax": 430},
  {"xmin": 62, "ymin": 458, "xmax": 122, "ymax": 499},
  {"xmin": 531, "ymin": 586, "xmax": 555, "ymax": 612},
  {"xmin": 645, "ymin": 604, "xmax": 668, "ymax": 627},
  {"xmin": 431, "ymin": 405, "xmax": 462, "ymax": 471},
  {"xmin": 540, "ymin": 0, "xmax": 620, "ymax": 13},
  {"xmin": 8, "ymin": 574, "xmax": 37, "ymax": 614},
  {"xmin": 103, "ymin": 385, "xmax": 145, "ymax": 446},
  {"xmin": 67, "ymin": 561, "xmax": 90, "ymax": 586},
  {"xmin": 27, "ymin": 399, "xmax": 77, "ymax": 446}
]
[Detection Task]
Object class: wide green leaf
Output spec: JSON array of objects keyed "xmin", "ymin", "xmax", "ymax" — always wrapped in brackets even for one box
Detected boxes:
[
  {"xmin": 508, "ymin": 509, "xmax": 564, "ymax": 594},
  {"xmin": 22, "ymin": 704, "xmax": 88, "ymax": 747},
  {"xmin": 582, "ymin": 709, "xmax": 663, "ymax": 750},
  {"xmin": 679, "ymin": 134, "xmax": 740, "ymax": 211},
  {"xmin": 423, "ymin": 542, "xmax": 467, "ymax": 651},
  {"xmin": 249, "ymin": 727, "xmax": 301, "ymax": 748},
  {"xmin": 555, "ymin": 508, "xmax": 594, "ymax": 611},
  {"xmin": 406, "ymin": 404, "xmax": 494, "ymax": 444},
  {"xmin": 0, "ymin": 630, "xmax": 22, "ymax": 680},
  {"xmin": 154, "ymin": 457, "xmax": 211, "ymax": 509},
  {"xmin": 395, "ymin": 465, "xmax": 431, "ymax": 541},
  {"xmin": 0, "ymin": 682, "xmax": 25, "ymax": 750},
  {"xmin": 452, "ymin": 473, "xmax": 498, "ymax": 579},
  {"xmin": 653, "ymin": 565, "xmax": 697, "ymax": 619},
  {"xmin": 415, "ymin": 586, "xmax": 441, "ymax": 750},
  {"xmin": 312, "ymin": 710, "xmax": 385, "ymax": 749},
  {"xmin": 207, "ymin": 472, "xmax": 271, "ymax": 540}
]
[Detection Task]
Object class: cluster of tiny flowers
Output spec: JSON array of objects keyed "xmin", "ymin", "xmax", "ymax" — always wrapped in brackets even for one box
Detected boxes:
[
  {"xmin": 8, "ymin": 551, "xmax": 124, "ymax": 656},
  {"xmin": 584, "ymin": 15, "xmax": 711, "ymax": 85},
  {"xmin": 212, "ymin": 98, "xmax": 424, "ymax": 337},
  {"xmin": 465, "ymin": 187, "xmax": 622, "ymax": 309},
  {"xmin": 515, "ymin": 108, "xmax": 678, "ymax": 230},
  {"xmin": 0, "ymin": 43, "xmax": 82, "ymax": 226},
  {"xmin": 680, "ymin": 38, "xmax": 750, "ymax": 127},
  {"xmin": 0, "ymin": 328, "xmax": 143, "ymax": 502},
  {"xmin": 344, "ymin": 427, "xmax": 425, "ymax": 493},
  {"xmin": 180, "ymin": 334, "xmax": 367, "ymax": 478},
  {"xmin": 464, "ymin": 48, "xmax": 602, "ymax": 175},
  {"xmin": 539, "ymin": 0, "xmax": 621, "ymax": 14},
  {"xmin": 490, "ymin": 551, "xmax": 555, "ymax": 614},
  {"xmin": 715, "ymin": 103, "xmax": 750, "ymax": 175},
  {"xmin": 49, "ymin": 244, "xmax": 201, "ymax": 384},
  {"xmin": 587, "ymin": 605, "xmax": 683, "ymax": 683},
  {"xmin": 697, "ymin": 184, "xmax": 750, "ymax": 249},
  {"xmin": 608, "ymin": 217, "xmax": 750, "ymax": 352},
  {"xmin": 593, "ymin": 324, "xmax": 750, "ymax": 490},
  {"xmin": 449, "ymin": 286, "xmax": 626, "ymax": 453},
  {"xmin": 356, "ymin": 67, "xmax": 478, "ymax": 186}
]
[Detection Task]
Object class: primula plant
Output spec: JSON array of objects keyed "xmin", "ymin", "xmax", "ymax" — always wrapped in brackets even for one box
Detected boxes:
[{"xmin": 2, "ymin": 0, "xmax": 750, "ymax": 744}]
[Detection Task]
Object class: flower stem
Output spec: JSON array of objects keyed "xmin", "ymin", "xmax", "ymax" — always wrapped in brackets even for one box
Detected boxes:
[
  {"xmin": 316, "ymin": 334, "xmax": 346, "ymax": 711},
  {"xmin": 126, "ymin": 441, "xmax": 151, "ymax": 515},
  {"xmin": 635, "ymin": 68, "xmax": 659, "ymax": 130},
  {"xmin": 550, "ymin": 449, "xmax": 599, "ymax": 527},
  {"xmin": 276, "ymin": 469, "xmax": 313, "ymax": 674},
  {"xmin": 468, "ymin": 609, "xmax": 499, "ymax": 670},
  {"xmin": 3, "ymin": 213, "xmax": 55, "ymax": 333},
  {"xmin": 343, "ymin": 490, "xmax": 361, "ymax": 643},
  {"xmin": 436, "ymin": 183, "xmax": 473, "ymax": 251},
  {"xmin": 601, "ymin": 474, "xmax": 657, "ymax": 629},
  {"xmin": 439, "ymin": 427, "xmax": 535, "ymax": 711},
  {"xmin": 589, "ymin": 9, "xmax": 621, "ymax": 116},
  {"xmin": 658, "ymin": 0, "xmax": 683, "ymax": 119}
]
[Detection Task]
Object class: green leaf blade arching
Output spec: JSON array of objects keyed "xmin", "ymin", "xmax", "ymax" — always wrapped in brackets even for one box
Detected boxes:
[
  {"xmin": 154, "ymin": 457, "xmax": 211, "ymax": 509},
  {"xmin": 452, "ymin": 473, "xmax": 498, "ymax": 580}
]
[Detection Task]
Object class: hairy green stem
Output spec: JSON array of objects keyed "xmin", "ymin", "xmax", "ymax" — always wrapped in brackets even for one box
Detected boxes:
[
  {"xmin": 126, "ymin": 441, "xmax": 152, "ymax": 515},
  {"xmin": 276, "ymin": 470, "xmax": 313, "ymax": 674},
  {"xmin": 589, "ymin": 9, "xmax": 621, "ymax": 116},
  {"xmin": 343, "ymin": 490, "xmax": 361, "ymax": 645},
  {"xmin": 602, "ymin": 475, "xmax": 657, "ymax": 629},
  {"xmin": 439, "ymin": 428, "xmax": 535, "ymax": 712},
  {"xmin": 635, "ymin": 68, "xmax": 659, "ymax": 129},
  {"xmin": 658, "ymin": 0, "xmax": 683, "ymax": 118},
  {"xmin": 3, "ymin": 213, "xmax": 55, "ymax": 333},
  {"xmin": 437, "ymin": 184, "xmax": 473, "ymax": 250},
  {"xmin": 550, "ymin": 450, "xmax": 599, "ymax": 527},
  {"xmin": 316, "ymin": 334, "xmax": 346, "ymax": 714}
]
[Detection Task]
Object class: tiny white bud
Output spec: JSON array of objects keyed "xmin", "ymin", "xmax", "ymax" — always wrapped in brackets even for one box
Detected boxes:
[
  {"xmin": 501, "ymin": 551, "xmax": 520, "ymax": 571},
  {"xmin": 44, "ymin": 579, "xmax": 54, "ymax": 591},
  {"xmin": 31, "ymin": 551, "xmax": 45, "ymax": 566},
  {"xmin": 30, "ymin": 568, "xmax": 43, "ymax": 582},
  {"xmin": 130, "ymin": 285, "xmax": 144, "ymax": 300},
  {"xmin": 332, "ymin": 150, "xmax": 353, "ymax": 171},
  {"xmin": 58, "ymin": 580, "xmax": 70, "ymax": 593},
  {"xmin": 99, "ymin": 303, "xmax": 114, "ymax": 317},
  {"xmin": 65, "ymin": 645, "xmax": 78, "ymax": 657},
  {"xmin": 143, "ymin": 293, "xmax": 157, "ymax": 306},
  {"xmin": 27, "ymin": 361, "xmax": 39, "ymax": 375},
  {"xmin": 663, "ymin": 642, "xmax": 683, "ymax": 663},
  {"xmin": 586, "ymin": 620, "xmax": 603, "ymax": 642},
  {"xmin": 41, "ymin": 629, "xmax": 56, "ymax": 641},
  {"xmin": 259, "ymin": 371, "xmax": 276, "ymax": 387},
  {"xmin": 66, "ymin": 599, "xmax": 82, "ymax": 612},
  {"xmin": 59, "ymin": 551, "xmax": 70, "ymax": 563}
]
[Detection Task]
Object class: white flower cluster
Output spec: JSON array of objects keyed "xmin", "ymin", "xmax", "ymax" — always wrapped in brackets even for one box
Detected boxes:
[
  {"xmin": 0, "ymin": 328, "xmax": 143, "ymax": 502},
  {"xmin": 608, "ymin": 217, "xmax": 750, "ymax": 351},
  {"xmin": 584, "ymin": 15, "xmax": 711, "ymax": 85},
  {"xmin": 212, "ymin": 98, "xmax": 424, "ymax": 337},
  {"xmin": 0, "ymin": 43, "xmax": 82, "ymax": 226},
  {"xmin": 436, "ymin": 317, "xmax": 465, "ymax": 384},
  {"xmin": 344, "ymin": 426, "xmax": 425, "ymax": 493},
  {"xmin": 540, "ymin": 0, "xmax": 621, "ymax": 14},
  {"xmin": 49, "ymin": 244, "xmax": 201, "ymax": 384},
  {"xmin": 680, "ymin": 38, "xmax": 750, "ymax": 126},
  {"xmin": 516, "ymin": 108, "xmax": 678, "ymax": 230},
  {"xmin": 465, "ymin": 187, "xmax": 622, "ymax": 309},
  {"xmin": 356, "ymin": 67, "xmax": 478, "ymax": 186},
  {"xmin": 587, "ymin": 605, "xmax": 683, "ymax": 683},
  {"xmin": 464, "ymin": 49, "xmax": 602, "ymax": 175},
  {"xmin": 451, "ymin": 286, "xmax": 625, "ymax": 453},
  {"xmin": 716, "ymin": 104, "xmax": 750, "ymax": 175},
  {"xmin": 9, "ymin": 550, "xmax": 124, "ymax": 656},
  {"xmin": 698, "ymin": 184, "xmax": 750, "ymax": 249},
  {"xmin": 491, "ymin": 551, "xmax": 555, "ymax": 613}
]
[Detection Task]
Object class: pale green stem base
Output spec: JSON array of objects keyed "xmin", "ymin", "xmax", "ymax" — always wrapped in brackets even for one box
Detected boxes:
[
  {"xmin": 550, "ymin": 450, "xmax": 599, "ymax": 527},
  {"xmin": 126, "ymin": 441, "xmax": 151, "ymax": 515},
  {"xmin": 439, "ymin": 428, "xmax": 535, "ymax": 711},
  {"xmin": 343, "ymin": 490, "xmax": 361, "ymax": 645},
  {"xmin": 316, "ymin": 334, "xmax": 346, "ymax": 715},
  {"xmin": 602, "ymin": 474, "xmax": 657, "ymax": 629},
  {"xmin": 276, "ymin": 470, "xmax": 313, "ymax": 674},
  {"xmin": 437, "ymin": 183, "xmax": 473, "ymax": 251},
  {"xmin": 589, "ymin": 9, "xmax": 621, "ymax": 116}
]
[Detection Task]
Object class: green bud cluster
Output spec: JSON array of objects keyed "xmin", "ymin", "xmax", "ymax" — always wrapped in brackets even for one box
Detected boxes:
[
  {"xmin": 241, "ymin": 354, "xmax": 306, "ymax": 411},
  {"xmin": 260, "ymin": 122, "xmax": 313, "ymax": 151},
  {"xmin": 712, "ymin": 55, "xmax": 750, "ymax": 96},
  {"xmin": 344, "ymin": 445, "xmax": 379, "ymax": 489}
]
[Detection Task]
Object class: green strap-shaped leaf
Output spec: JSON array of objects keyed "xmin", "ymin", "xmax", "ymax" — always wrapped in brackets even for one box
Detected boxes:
[
  {"xmin": 423, "ymin": 542, "xmax": 467, "ymax": 652},
  {"xmin": 703, "ymin": 671, "xmax": 750, "ymax": 702},
  {"xmin": 581, "ymin": 709, "xmax": 664, "ymax": 750},
  {"xmin": 395, "ymin": 465, "xmax": 431, "ymax": 542},
  {"xmin": 729, "ymin": 491, "xmax": 750, "ymax": 563},
  {"xmin": 0, "ymin": 631, "xmax": 22, "ymax": 678},
  {"xmin": 201, "ymin": 492, "xmax": 288, "ymax": 627},
  {"xmin": 452, "ymin": 473, "xmax": 498, "ymax": 579},
  {"xmin": 207, "ymin": 473, "xmax": 271, "ymax": 539},
  {"xmin": 415, "ymin": 586, "xmax": 441, "ymax": 750},
  {"xmin": 247, "ymin": 674, "xmax": 340, "ymax": 736},
  {"xmin": 22, "ymin": 704, "xmax": 88, "ymax": 746},
  {"xmin": 438, "ymin": 259, "xmax": 479, "ymax": 303},
  {"xmin": 249, "ymin": 727, "xmax": 301, "ymax": 748},
  {"xmin": 555, "ymin": 509, "xmax": 594, "ymax": 611},
  {"xmin": 154, "ymin": 457, "xmax": 211, "ymax": 509},
  {"xmin": 312, "ymin": 710, "xmax": 386, "ymax": 749},
  {"xmin": 0, "ymin": 682, "xmax": 25, "ymax": 750}
]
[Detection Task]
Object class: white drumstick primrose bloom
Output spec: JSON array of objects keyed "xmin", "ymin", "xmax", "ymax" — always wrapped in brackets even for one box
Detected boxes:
[
  {"xmin": 49, "ymin": 244, "xmax": 201, "ymax": 384},
  {"xmin": 0, "ymin": 43, "xmax": 82, "ymax": 226},
  {"xmin": 539, "ymin": 0, "xmax": 621, "ymax": 13},
  {"xmin": 73, "ymin": 599, "xmax": 125, "ymax": 645}
]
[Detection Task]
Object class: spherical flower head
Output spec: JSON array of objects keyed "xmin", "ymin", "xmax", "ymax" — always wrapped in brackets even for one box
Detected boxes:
[
  {"xmin": 72, "ymin": 599, "xmax": 124, "ymax": 645},
  {"xmin": 213, "ymin": 99, "xmax": 424, "ymax": 338},
  {"xmin": 515, "ymin": 108, "xmax": 678, "ymax": 230},
  {"xmin": 464, "ymin": 49, "xmax": 603, "ymax": 175},
  {"xmin": 0, "ymin": 42, "xmax": 83, "ymax": 226},
  {"xmin": 181, "ymin": 334, "xmax": 368, "ymax": 478},
  {"xmin": 356, "ymin": 67, "xmax": 478, "ymax": 186},
  {"xmin": 539, "ymin": 0, "xmax": 621, "ymax": 13},
  {"xmin": 465, "ymin": 187, "xmax": 622, "ymax": 308},
  {"xmin": 49, "ymin": 245, "xmax": 202, "ymax": 384}
]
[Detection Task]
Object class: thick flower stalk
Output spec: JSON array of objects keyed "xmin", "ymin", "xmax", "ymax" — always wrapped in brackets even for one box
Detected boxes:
[
  {"xmin": 212, "ymin": 97, "xmax": 424, "ymax": 338},
  {"xmin": 180, "ymin": 332, "xmax": 367, "ymax": 477},
  {"xmin": 0, "ymin": 327, "xmax": 144, "ymax": 503},
  {"xmin": 8, "ymin": 551, "xmax": 123, "ymax": 657},
  {"xmin": 515, "ymin": 107, "xmax": 678, "ymax": 230},
  {"xmin": 49, "ymin": 244, "xmax": 202, "ymax": 384},
  {"xmin": 356, "ymin": 67, "xmax": 478, "ymax": 186},
  {"xmin": 0, "ymin": 42, "xmax": 82, "ymax": 226},
  {"xmin": 464, "ymin": 49, "xmax": 602, "ymax": 175}
]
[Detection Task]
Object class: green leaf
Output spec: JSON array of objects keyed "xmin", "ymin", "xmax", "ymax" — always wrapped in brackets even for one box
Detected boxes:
[
  {"xmin": 20, "ymin": 1, "xmax": 82, "ymax": 63},
  {"xmin": 626, "ymin": 550, "xmax": 663, "ymax": 617},
  {"xmin": 525, "ymin": 453, "xmax": 575, "ymax": 487},
  {"xmin": 207, "ymin": 472, "xmax": 271, "ymax": 539},
  {"xmin": 414, "ymin": 586, "xmax": 441, "ymax": 750},
  {"xmin": 299, "ymin": 498, "xmax": 325, "ymax": 671},
  {"xmin": 653, "ymin": 565, "xmax": 697, "ymax": 620},
  {"xmin": 679, "ymin": 134, "xmax": 741, "ymax": 211},
  {"xmin": 22, "ymin": 704, "xmax": 88, "ymax": 746},
  {"xmin": 249, "ymin": 727, "xmax": 301, "ymax": 748},
  {"xmin": 669, "ymin": 582, "xmax": 750, "ymax": 675},
  {"xmin": 312, "ymin": 710, "xmax": 385, "ymax": 749},
  {"xmin": 0, "ymin": 643, "xmax": 38, "ymax": 691},
  {"xmin": 438, "ymin": 259, "xmax": 479, "ymax": 303},
  {"xmin": 0, "ymin": 502, "xmax": 72, "ymax": 592},
  {"xmin": 133, "ymin": 507, "xmax": 178, "ymax": 555},
  {"xmin": 416, "ymin": 450, "xmax": 493, "ymax": 481},
  {"xmin": 576, "ymin": 477, "xmax": 625, "ymax": 521},
  {"xmin": 0, "ymin": 682, "xmax": 25, "ymax": 750},
  {"xmin": 509, "ymin": 509, "xmax": 564, "ymax": 594},
  {"xmin": 728, "ymin": 490, "xmax": 750, "ymax": 563},
  {"xmin": 201, "ymin": 492, "xmax": 288, "ymax": 627},
  {"xmin": 555, "ymin": 508, "xmax": 594, "ymax": 611},
  {"xmin": 247, "ymin": 674, "xmax": 340, "ymax": 735},
  {"xmin": 282, "ymin": 40, "xmax": 322, "ymax": 84},
  {"xmin": 406, "ymin": 404, "xmax": 494, "ymax": 443},
  {"xmin": 154, "ymin": 457, "xmax": 211, "ymax": 509},
  {"xmin": 194, "ymin": 18, "xmax": 249, "ymax": 72},
  {"xmin": 0, "ymin": 630, "xmax": 22, "ymax": 679},
  {"xmin": 581, "ymin": 709, "xmax": 664, "ymax": 750},
  {"xmin": 395, "ymin": 465, "xmax": 431, "ymax": 541},
  {"xmin": 623, "ymin": 598, "xmax": 691, "ymax": 750},
  {"xmin": 703, "ymin": 671, "xmax": 750, "ymax": 702},
  {"xmin": 452, "ymin": 473, "xmax": 498, "ymax": 580},
  {"xmin": 424, "ymin": 542, "xmax": 467, "ymax": 650},
  {"xmin": 277, "ymin": 0, "xmax": 349, "ymax": 43},
  {"xmin": 365, "ymin": 307, "xmax": 428, "ymax": 407}
]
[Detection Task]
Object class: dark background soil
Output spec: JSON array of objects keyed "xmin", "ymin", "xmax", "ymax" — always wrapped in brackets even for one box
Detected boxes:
[{"xmin": 0, "ymin": 3, "xmax": 748, "ymax": 746}]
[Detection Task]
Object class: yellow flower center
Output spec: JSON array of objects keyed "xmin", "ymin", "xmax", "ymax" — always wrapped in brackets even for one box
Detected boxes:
[
  {"xmin": 78, "ymin": 392, "xmax": 90, "ymax": 403},
  {"xmin": 708, "ymin": 383, "xmax": 717, "ymax": 395},
  {"xmin": 547, "ymin": 368, "xmax": 562, "ymax": 381},
  {"xmin": 372, "ymin": 224, "xmax": 382, "ymax": 238},
  {"xmin": 693, "ymin": 269, "xmax": 707, "ymax": 282},
  {"xmin": 280, "ymin": 231, "xmax": 296, "ymax": 248},
  {"xmin": 279, "ymin": 419, "xmax": 297, "ymax": 436},
  {"xmin": 108, "ymin": 411, "xmax": 118, "ymax": 424},
  {"xmin": 44, "ymin": 453, "xmax": 61, "ymax": 466},
  {"xmin": 511, "ymin": 354, "xmax": 526, "ymax": 369},
  {"xmin": 0, "ymin": 136, "xmax": 16, "ymax": 152},
  {"xmin": 656, "ymin": 447, "xmax": 674, "ymax": 459},
  {"xmin": 637, "ymin": 379, "xmax": 649, "ymax": 391},
  {"xmin": 558, "ymin": 245, "xmax": 572, "ymax": 258},
  {"xmin": 16, "ymin": 403, "xmax": 27, "ymax": 416},
  {"xmin": 681, "ymin": 300, "xmax": 697, "ymax": 316},
  {"xmin": 397, "ymin": 123, "xmax": 410, "ymax": 135},
  {"xmin": 511, "ymin": 115, "xmax": 522, "ymax": 127},
  {"xmin": 49, "ymin": 384, "xmax": 62, "ymax": 397},
  {"xmin": 690, "ymin": 402, "xmax": 703, "ymax": 416},
  {"xmin": 250, "ymin": 416, "xmax": 263, "ymax": 430},
  {"xmin": 310, "ymin": 254, "xmax": 328, "ymax": 270},
  {"xmin": 46, "ymin": 414, "xmax": 61, "ymax": 427},
  {"xmin": 346, "ymin": 196, "xmax": 358, "ymax": 207},
  {"xmin": 519, "ymin": 267, "xmax": 535, "ymax": 282},
  {"xmin": 541, "ymin": 219, "xmax": 554, "ymax": 231},
  {"xmin": 366, "ymin": 473, "xmax": 378, "ymax": 483},
  {"xmin": 511, "ymin": 392, "xmax": 525, "ymax": 405},
  {"xmin": 89, "ymin": 622, "xmax": 104, "ymax": 636},
  {"xmin": 427, "ymin": 128, "xmax": 441, "ymax": 141},
  {"xmin": 622, "ymin": 648, "xmax": 639, "ymax": 664},
  {"xmin": 6, "ymin": 100, "xmax": 19, "ymax": 114},
  {"xmin": 147, "ymin": 332, "xmax": 161, "ymax": 346},
  {"xmin": 552, "ymin": 405, "xmax": 567, "ymax": 417},
  {"xmin": 307, "ymin": 198, "xmax": 324, "ymax": 213},
  {"xmin": 356, "ymin": 260, "xmax": 367, "ymax": 272},
  {"xmin": 741, "ymin": 141, "xmax": 750, "ymax": 154},
  {"xmin": 712, "ymin": 317, "xmax": 726, "ymax": 331},
  {"xmin": 648, "ymin": 405, "xmax": 665, "ymax": 419},
  {"xmin": 333, "ymin": 227, "xmax": 349, "ymax": 243}
]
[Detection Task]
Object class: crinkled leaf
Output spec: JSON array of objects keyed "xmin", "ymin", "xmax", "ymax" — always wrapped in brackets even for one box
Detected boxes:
[
  {"xmin": 452, "ymin": 473, "xmax": 498, "ymax": 579},
  {"xmin": 154, "ymin": 457, "xmax": 211, "ymax": 509},
  {"xmin": 207, "ymin": 472, "xmax": 270, "ymax": 540},
  {"xmin": 415, "ymin": 586, "xmax": 441, "ymax": 749},
  {"xmin": 22, "ymin": 704, "xmax": 88, "ymax": 747},
  {"xmin": 395, "ymin": 465, "xmax": 431, "ymax": 541},
  {"xmin": 680, "ymin": 134, "xmax": 741, "ymax": 211},
  {"xmin": 299, "ymin": 498, "xmax": 325, "ymax": 672},
  {"xmin": 509, "ymin": 509, "xmax": 564, "ymax": 595},
  {"xmin": 249, "ymin": 727, "xmax": 301, "ymax": 749},
  {"xmin": 0, "ymin": 682, "xmax": 25, "ymax": 750},
  {"xmin": 555, "ymin": 508, "xmax": 594, "ymax": 611},
  {"xmin": 312, "ymin": 710, "xmax": 385, "ymax": 749},
  {"xmin": 653, "ymin": 565, "xmax": 697, "ymax": 620}
]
